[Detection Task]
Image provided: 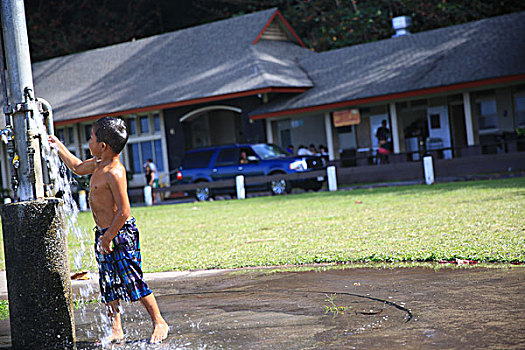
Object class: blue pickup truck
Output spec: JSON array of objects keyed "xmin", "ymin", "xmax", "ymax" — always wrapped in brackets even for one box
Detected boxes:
[{"xmin": 176, "ymin": 143, "xmax": 326, "ymax": 201}]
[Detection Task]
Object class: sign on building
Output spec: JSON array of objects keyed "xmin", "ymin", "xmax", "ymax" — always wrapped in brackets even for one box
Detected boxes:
[{"xmin": 333, "ymin": 109, "xmax": 360, "ymax": 127}]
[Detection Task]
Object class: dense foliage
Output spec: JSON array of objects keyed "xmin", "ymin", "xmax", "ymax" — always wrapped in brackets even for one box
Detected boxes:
[{"xmin": 24, "ymin": 0, "xmax": 525, "ymax": 61}]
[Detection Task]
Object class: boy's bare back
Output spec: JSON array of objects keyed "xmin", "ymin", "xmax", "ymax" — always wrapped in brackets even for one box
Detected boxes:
[{"xmin": 89, "ymin": 159, "xmax": 129, "ymax": 229}]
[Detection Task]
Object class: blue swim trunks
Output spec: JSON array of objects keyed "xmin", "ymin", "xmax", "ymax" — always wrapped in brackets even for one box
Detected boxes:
[{"xmin": 94, "ymin": 217, "xmax": 152, "ymax": 303}]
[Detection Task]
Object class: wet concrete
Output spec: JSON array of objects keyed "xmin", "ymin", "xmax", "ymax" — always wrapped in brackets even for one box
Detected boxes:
[{"xmin": 0, "ymin": 265, "xmax": 524, "ymax": 349}]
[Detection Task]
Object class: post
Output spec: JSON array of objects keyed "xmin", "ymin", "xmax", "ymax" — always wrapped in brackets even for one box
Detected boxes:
[
  {"xmin": 78, "ymin": 189, "xmax": 88, "ymax": 211},
  {"xmin": 462, "ymin": 92, "xmax": 475, "ymax": 146},
  {"xmin": 144, "ymin": 185, "xmax": 153, "ymax": 206},
  {"xmin": 389, "ymin": 103, "xmax": 400, "ymax": 153},
  {"xmin": 236, "ymin": 175, "xmax": 245, "ymax": 199},
  {"xmin": 0, "ymin": 0, "xmax": 76, "ymax": 348},
  {"xmin": 1, "ymin": 0, "xmax": 44, "ymax": 200},
  {"xmin": 265, "ymin": 118, "xmax": 273, "ymax": 144},
  {"xmin": 1, "ymin": 199, "xmax": 75, "ymax": 349},
  {"xmin": 423, "ymin": 155, "xmax": 434, "ymax": 185},
  {"xmin": 324, "ymin": 112, "xmax": 335, "ymax": 161},
  {"xmin": 327, "ymin": 166, "xmax": 338, "ymax": 191}
]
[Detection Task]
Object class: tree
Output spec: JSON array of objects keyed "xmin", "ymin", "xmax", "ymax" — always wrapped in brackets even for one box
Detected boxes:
[
  {"xmin": 191, "ymin": 0, "xmax": 525, "ymax": 52},
  {"xmin": 23, "ymin": 0, "xmax": 525, "ymax": 61},
  {"xmin": 25, "ymin": 0, "xmax": 164, "ymax": 61}
]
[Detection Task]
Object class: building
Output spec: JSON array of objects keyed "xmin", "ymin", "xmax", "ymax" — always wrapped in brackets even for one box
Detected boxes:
[{"xmin": 1, "ymin": 8, "xmax": 524, "ymax": 192}]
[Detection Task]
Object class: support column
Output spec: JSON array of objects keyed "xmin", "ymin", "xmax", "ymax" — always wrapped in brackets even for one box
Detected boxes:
[
  {"xmin": 265, "ymin": 118, "xmax": 273, "ymax": 144},
  {"xmin": 389, "ymin": 103, "xmax": 400, "ymax": 153},
  {"xmin": 463, "ymin": 92, "xmax": 475, "ymax": 146},
  {"xmin": 324, "ymin": 112, "xmax": 335, "ymax": 160}
]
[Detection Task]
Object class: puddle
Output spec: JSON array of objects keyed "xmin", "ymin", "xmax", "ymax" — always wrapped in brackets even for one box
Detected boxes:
[{"xmin": 67, "ymin": 266, "xmax": 524, "ymax": 349}]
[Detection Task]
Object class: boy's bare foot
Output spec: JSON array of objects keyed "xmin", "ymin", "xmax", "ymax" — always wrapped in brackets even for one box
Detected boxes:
[
  {"xmin": 95, "ymin": 331, "xmax": 124, "ymax": 347},
  {"xmin": 149, "ymin": 321, "xmax": 169, "ymax": 344}
]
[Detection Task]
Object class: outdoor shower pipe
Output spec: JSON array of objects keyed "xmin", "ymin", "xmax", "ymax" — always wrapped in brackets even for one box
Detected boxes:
[
  {"xmin": 37, "ymin": 97, "xmax": 54, "ymax": 135},
  {"xmin": 35, "ymin": 97, "xmax": 56, "ymax": 197}
]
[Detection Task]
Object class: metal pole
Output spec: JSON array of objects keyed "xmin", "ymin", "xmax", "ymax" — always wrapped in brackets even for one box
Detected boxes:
[
  {"xmin": 1, "ymin": 0, "xmax": 44, "ymax": 200},
  {"xmin": 0, "ymin": 0, "xmax": 75, "ymax": 348}
]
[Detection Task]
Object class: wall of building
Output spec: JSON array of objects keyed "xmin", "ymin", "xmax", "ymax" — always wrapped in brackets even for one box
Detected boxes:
[{"xmin": 282, "ymin": 114, "xmax": 326, "ymax": 151}]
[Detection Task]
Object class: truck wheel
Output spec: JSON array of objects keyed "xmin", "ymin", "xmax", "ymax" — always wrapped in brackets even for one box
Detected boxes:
[
  {"xmin": 195, "ymin": 183, "xmax": 212, "ymax": 201},
  {"xmin": 269, "ymin": 178, "xmax": 291, "ymax": 195}
]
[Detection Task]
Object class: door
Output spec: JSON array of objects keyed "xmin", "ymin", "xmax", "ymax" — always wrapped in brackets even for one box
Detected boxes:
[
  {"xmin": 237, "ymin": 146, "xmax": 265, "ymax": 190},
  {"xmin": 449, "ymin": 104, "xmax": 467, "ymax": 156},
  {"xmin": 369, "ymin": 114, "xmax": 389, "ymax": 151},
  {"xmin": 211, "ymin": 148, "xmax": 239, "ymax": 193},
  {"xmin": 427, "ymin": 106, "xmax": 452, "ymax": 159}
]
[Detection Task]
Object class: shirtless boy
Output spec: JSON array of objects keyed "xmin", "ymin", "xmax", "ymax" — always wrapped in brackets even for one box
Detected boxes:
[{"xmin": 49, "ymin": 117, "xmax": 169, "ymax": 344}]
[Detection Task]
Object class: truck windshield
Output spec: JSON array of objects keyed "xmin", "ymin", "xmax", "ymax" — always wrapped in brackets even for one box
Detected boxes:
[{"xmin": 252, "ymin": 144, "xmax": 288, "ymax": 160}]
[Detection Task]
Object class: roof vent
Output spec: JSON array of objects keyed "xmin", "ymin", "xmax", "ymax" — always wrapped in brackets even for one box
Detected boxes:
[{"xmin": 392, "ymin": 16, "xmax": 412, "ymax": 37}]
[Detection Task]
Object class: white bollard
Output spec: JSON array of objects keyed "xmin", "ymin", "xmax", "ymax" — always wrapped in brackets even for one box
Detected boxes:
[
  {"xmin": 236, "ymin": 175, "xmax": 245, "ymax": 199},
  {"xmin": 144, "ymin": 185, "xmax": 153, "ymax": 206},
  {"xmin": 327, "ymin": 166, "xmax": 338, "ymax": 192},
  {"xmin": 78, "ymin": 190, "xmax": 88, "ymax": 211},
  {"xmin": 423, "ymin": 155, "xmax": 435, "ymax": 185}
]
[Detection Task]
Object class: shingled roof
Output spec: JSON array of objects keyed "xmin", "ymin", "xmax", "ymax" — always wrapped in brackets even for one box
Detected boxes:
[
  {"xmin": 250, "ymin": 11, "xmax": 525, "ymax": 119},
  {"xmin": 30, "ymin": 8, "xmax": 313, "ymax": 123}
]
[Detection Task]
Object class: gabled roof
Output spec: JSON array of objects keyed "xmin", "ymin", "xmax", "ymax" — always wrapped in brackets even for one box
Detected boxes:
[
  {"xmin": 253, "ymin": 10, "xmax": 306, "ymax": 47},
  {"xmin": 30, "ymin": 8, "xmax": 313, "ymax": 123},
  {"xmin": 250, "ymin": 11, "xmax": 525, "ymax": 120}
]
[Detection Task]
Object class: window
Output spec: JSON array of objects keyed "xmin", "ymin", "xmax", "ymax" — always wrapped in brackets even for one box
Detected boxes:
[
  {"xmin": 215, "ymin": 148, "xmax": 238, "ymax": 166},
  {"xmin": 140, "ymin": 141, "xmax": 153, "ymax": 165},
  {"xmin": 84, "ymin": 125, "xmax": 92, "ymax": 142},
  {"xmin": 140, "ymin": 116, "xmax": 149, "ymax": 134},
  {"xmin": 516, "ymin": 95, "xmax": 525, "ymax": 128},
  {"xmin": 127, "ymin": 118, "xmax": 137, "ymax": 135},
  {"xmin": 430, "ymin": 114, "xmax": 441, "ymax": 129},
  {"xmin": 127, "ymin": 140, "xmax": 164, "ymax": 174},
  {"xmin": 154, "ymin": 140, "xmax": 164, "ymax": 171},
  {"xmin": 153, "ymin": 114, "xmax": 161, "ymax": 132},
  {"xmin": 128, "ymin": 143, "xmax": 141, "ymax": 174},
  {"xmin": 181, "ymin": 151, "xmax": 214, "ymax": 169},
  {"xmin": 57, "ymin": 128, "xmax": 66, "ymax": 142},
  {"xmin": 124, "ymin": 112, "xmax": 165, "ymax": 175},
  {"xmin": 475, "ymin": 98, "xmax": 498, "ymax": 131},
  {"xmin": 252, "ymin": 144, "xmax": 288, "ymax": 159},
  {"xmin": 67, "ymin": 127, "xmax": 75, "ymax": 144}
]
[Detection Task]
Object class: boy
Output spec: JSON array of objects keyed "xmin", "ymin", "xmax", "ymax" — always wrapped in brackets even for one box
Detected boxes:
[{"xmin": 49, "ymin": 117, "xmax": 169, "ymax": 344}]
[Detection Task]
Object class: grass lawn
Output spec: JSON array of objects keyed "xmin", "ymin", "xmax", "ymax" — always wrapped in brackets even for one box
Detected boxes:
[{"xmin": 1, "ymin": 177, "xmax": 524, "ymax": 272}]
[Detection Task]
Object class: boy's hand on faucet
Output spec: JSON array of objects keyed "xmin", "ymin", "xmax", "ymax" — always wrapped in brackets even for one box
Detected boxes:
[{"xmin": 48, "ymin": 134, "xmax": 59, "ymax": 146}]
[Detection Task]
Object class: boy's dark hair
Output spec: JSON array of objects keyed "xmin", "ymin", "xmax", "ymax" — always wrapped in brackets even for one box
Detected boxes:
[{"xmin": 94, "ymin": 117, "xmax": 128, "ymax": 154}]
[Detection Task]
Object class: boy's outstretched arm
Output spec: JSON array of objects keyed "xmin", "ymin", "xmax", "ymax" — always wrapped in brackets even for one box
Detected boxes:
[{"xmin": 48, "ymin": 135, "xmax": 96, "ymax": 175}]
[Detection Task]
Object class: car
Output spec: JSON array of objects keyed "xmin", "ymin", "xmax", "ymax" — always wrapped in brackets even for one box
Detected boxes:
[{"xmin": 176, "ymin": 143, "xmax": 326, "ymax": 201}]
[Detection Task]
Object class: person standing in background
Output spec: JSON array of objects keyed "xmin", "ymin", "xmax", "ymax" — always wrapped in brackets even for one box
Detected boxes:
[{"xmin": 144, "ymin": 159, "xmax": 160, "ymax": 203}]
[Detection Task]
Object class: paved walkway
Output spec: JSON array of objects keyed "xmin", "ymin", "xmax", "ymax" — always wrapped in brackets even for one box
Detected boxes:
[{"xmin": 0, "ymin": 265, "xmax": 524, "ymax": 349}]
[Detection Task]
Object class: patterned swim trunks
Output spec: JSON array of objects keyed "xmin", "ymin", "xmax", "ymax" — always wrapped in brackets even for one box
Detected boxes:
[{"xmin": 94, "ymin": 217, "xmax": 152, "ymax": 303}]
